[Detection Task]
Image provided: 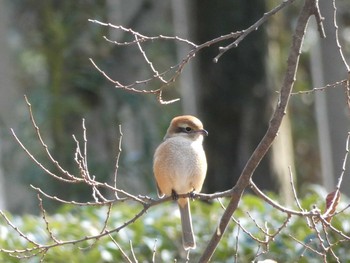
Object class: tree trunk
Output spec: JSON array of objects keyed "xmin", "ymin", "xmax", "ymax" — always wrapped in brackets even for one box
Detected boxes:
[
  {"xmin": 193, "ymin": 0, "xmax": 277, "ymax": 192},
  {"xmin": 171, "ymin": 0, "xmax": 199, "ymax": 115},
  {"xmin": 0, "ymin": 0, "xmax": 31, "ymax": 211}
]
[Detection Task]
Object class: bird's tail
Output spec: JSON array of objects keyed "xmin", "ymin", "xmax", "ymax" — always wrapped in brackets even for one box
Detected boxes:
[{"xmin": 178, "ymin": 198, "xmax": 196, "ymax": 250}]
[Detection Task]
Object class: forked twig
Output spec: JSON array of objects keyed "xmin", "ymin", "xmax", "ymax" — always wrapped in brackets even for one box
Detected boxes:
[{"xmin": 89, "ymin": 0, "xmax": 299, "ymax": 103}]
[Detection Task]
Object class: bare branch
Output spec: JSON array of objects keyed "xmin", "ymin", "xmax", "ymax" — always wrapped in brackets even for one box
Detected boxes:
[
  {"xmin": 129, "ymin": 240, "xmax": 137, "ymax": 263},
  {"xmin": 289, "ymin": 235, "xmax": 324, "ymax": 257},
  {"xmin": 289, "ymin": 166, "xmax": 304, "ymax": 211},
  {"xmin": 135, "ymin": 35, "xmax": 167, "ymax": 84},
  {"xmin": 290, "ymin": 79, "xmax": 348, "ymax": 95},
  {"xmin": 151, "ymin": 240, "xmax": 157, "ymax": 263},
  {"xmin": 11, "ymin": 128, "xmax": 80, "ymax": 184},
  {"xmin": 89, "ymin": 0, "xmax": 302, "ymax": 102},
  {"xmin": 0, "ymin": 210, "xmax": 41, "ymax": 247},
  {"xmin": 88, "ymin": 19, "xmax": 198, "ymax": 47},
  {"xmin": 89, "ymin": 58, "xmax": 160, "ymax": 94},
  {"xmin": 108, "ymin": 234, "xmax": 133, "ymax": 263},
  {"xmin": 113, "ymin": 125, "xmax": 123, "ymax": 198},
  {"xmin": 213, "ymin": 0, "xmax": 297, "ymax": 62},
  {"xmin": 23, "ymin": 95, "xmax": 78, "ymax": 180},
  {"xmin": 37, "ymin": 194, "xmax": 59, "ymax": 244}
]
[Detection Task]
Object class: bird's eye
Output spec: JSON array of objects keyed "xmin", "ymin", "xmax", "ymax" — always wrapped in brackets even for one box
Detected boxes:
[{"xmin": 185, "ymin": 127, "xmax": 192, "ymax": 132}]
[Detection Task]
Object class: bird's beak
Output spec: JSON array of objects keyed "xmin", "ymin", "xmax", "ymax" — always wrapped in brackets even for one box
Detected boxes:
[{"xmin": 198, "ymin": 129, "xmax": 208, "ymax": 136}]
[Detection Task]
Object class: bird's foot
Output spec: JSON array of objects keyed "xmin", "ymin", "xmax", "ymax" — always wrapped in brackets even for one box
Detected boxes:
[
  {"xmin": 171, "ymin": 189, "xmax": 179, "ymax": 200},
  {"xmin": 189, "ymin": 190, "xmax": 197, "ymax": 200}
]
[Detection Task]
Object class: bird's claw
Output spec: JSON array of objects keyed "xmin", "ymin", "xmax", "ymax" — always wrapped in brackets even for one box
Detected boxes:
[
  {"xmin": 189, "ymin": 190, "xmax": 196, "ymax": 200},
  {"xmin": 171, "ymin": 189, "xmax": 179, "ymax": 200}
]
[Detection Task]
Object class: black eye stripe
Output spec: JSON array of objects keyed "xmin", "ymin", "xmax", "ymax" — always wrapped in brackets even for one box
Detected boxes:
[{"xmin": 177, "ymin": 127, "xmax": 192, "ymax": 133}]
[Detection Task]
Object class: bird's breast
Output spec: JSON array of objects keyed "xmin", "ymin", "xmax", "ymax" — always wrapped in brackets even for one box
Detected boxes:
[{"xmin": 153, "ymin": 137, "xmax": 207, "ymax": 195}]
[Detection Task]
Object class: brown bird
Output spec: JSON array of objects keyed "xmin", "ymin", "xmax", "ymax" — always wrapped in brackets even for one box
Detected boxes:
[{"xmin": 153, "ymin": 115, "xmax": 208, "ymax": 250}]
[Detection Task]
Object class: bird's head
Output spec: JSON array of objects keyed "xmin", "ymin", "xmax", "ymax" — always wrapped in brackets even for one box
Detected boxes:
[{"xmin": 164, "ymin": 115, "xmax": 208, "ymax": 141}]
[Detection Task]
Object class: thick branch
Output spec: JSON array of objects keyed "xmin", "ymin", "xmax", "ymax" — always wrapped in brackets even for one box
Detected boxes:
[{"xmin": 199, "ymin": 0, "xmax": 319, "ymax": 261}]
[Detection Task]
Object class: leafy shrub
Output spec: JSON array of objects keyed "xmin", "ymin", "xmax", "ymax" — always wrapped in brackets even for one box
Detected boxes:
[{"xmin": 1, "ymin": 185, "xmax": 349, "ymax": 262}]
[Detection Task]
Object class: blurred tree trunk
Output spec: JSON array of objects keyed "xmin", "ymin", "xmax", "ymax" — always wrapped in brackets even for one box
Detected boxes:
[
  {"xmin": 265, "ymin": 2, "xmax": 296, "ymax": 204},
  {"xmin": 0, "ymin": 0, "xmax": 32, "ymax": 211},
  {"xmin": 0, "ymin": 0, "xmax": 9, "ymax": 210},
  {"xmin": 39, "ymin": 1, "xmax": 66, "ymax": 159},
  {"xmin": 171, "ymin": 0, "xmax": 199, "ymax": 115},
  {"xmin": 311, "ymin": 1, "xmax": 349, "ymax": 193},
  {"xmin": 192, "ymin": 0, "xmax": 291, "ymax": 195}
]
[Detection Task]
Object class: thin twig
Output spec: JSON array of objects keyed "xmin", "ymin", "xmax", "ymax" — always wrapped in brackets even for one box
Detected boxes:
[
  {"xmin": 289, "ymin": 166, "xmax": 304, "ymax": 211},
  {"xmin": 135, "ymin": 35, "xmax": 166, "ymax": 84},
  {"xmin": 129, "ymin": 240, "xmax": 138, "ymax": 263},
  {"xmin": 82, "ymin": 119, "xmax": 91, "ymax": 180},
  {"xmin": 213, "ymin": 0, "xmax": 297, "ymax": 62},
  {"xmin": 11, "ymin": 128, "xmax": 80, "ymax": 183},
  {"xmin": 0, "ymin": 210, "xmax": 41, "ymax": 247},
  {"xmin": 331, "ymin": 0, "xmax": 350, "ymax": 72},
  {"xmin": 23, "ymin": 95, "xmax": 77, "ymax": 180},
  {"xmin": 152, "ymin": 239, "xmax": 157, "ymax": 263},
  {"xmin": 109, "ymin": 234, "xmax": 133, "ymax": 263},
  {"xmin": 89, "ymin": 0, "xmax": 298, "ymax": 101},
  {"xmin": 289, "ymin": 235, "xmax": 324, "ymax": 256},
  {"xmin": 37, "ymin": 194, "xmax": 60, "ymax": 244},
  {"xmin": 323, "ymin": 132, "xmax": 349, "ymax": 219},
  {"xmin": 113, "ymin": 125, "xmax": 123, "ymax": 198},
  {"xmin": 88, "ymin": 19, "xmax": 198, "ymax": 47},
  {"xmin": 89, "ymin": 58, "xmax": 160, "ymax": 93},
  {"xmin": 234, "ymin": 222, "xmax": 240, "ymax": 263},
  {"xmin": 290, "ymin": 79, "xmax": 347, "ymax": 95}
]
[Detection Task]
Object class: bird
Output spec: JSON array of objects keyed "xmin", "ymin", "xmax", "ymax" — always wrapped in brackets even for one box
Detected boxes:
[{"xmin": 153, "ymin": 115, "xmax": 208, "ymax": 250}]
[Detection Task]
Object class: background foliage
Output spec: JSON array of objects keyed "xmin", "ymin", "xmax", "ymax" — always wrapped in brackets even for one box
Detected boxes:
[{"xmin": 1, "ymin": 187, "xmax": 350, "ymax": 262}]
